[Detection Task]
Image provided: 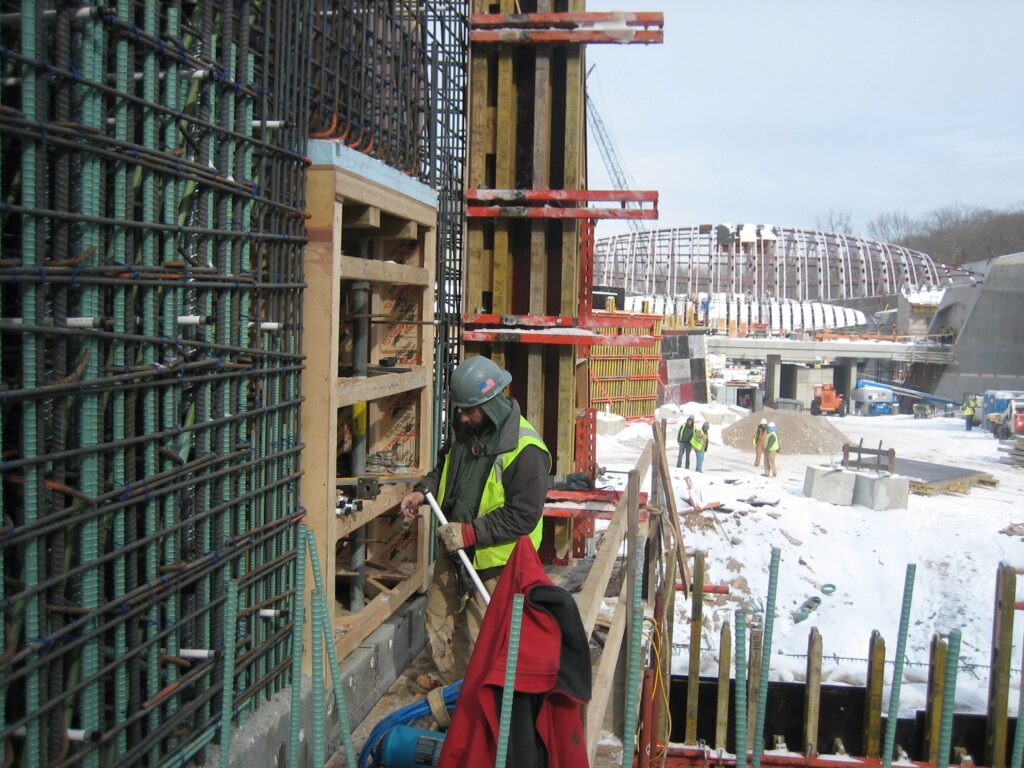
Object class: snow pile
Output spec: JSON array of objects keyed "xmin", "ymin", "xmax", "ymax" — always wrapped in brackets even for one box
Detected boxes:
[{"xmin": 722, "ymin": 409, "xmax": 850, "ymax": 455}]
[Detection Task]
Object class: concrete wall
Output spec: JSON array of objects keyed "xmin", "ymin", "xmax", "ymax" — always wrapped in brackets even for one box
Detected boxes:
[
  {"xmin": 794, "ymin": 367, "xmax": 834, "ymax": 407},
  {"xmin": 935, "ymin": 253, "xmax": 1024, "ymax": 400}
]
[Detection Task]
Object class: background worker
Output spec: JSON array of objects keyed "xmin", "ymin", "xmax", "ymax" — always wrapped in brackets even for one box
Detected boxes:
[
  {"xmin": 753, "ymin": 417, "xmax": 768, "ymax": 468},
  {"xmin": 963, "ymin": 397, "xmax": 977, "ymax": 431},
  {"xmin": 764, "ymin": 421, "xmax": 780, "ymax": 477},
  {"xmin": 400, "ymin": 355, "xmax": 550, "ymax": 687},
  {"xmin": 677, "ymin": 415, "xmax": 695, "ymax": 468},
  {"xmin": 690, "ymin": 420, "xmax": 709, "ymax": 472}
]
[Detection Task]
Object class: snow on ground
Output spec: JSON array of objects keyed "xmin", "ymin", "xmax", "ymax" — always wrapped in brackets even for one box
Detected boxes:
[{"xmin": 594, "ymin": 409, "xmax": 1024, "ymax": 715}]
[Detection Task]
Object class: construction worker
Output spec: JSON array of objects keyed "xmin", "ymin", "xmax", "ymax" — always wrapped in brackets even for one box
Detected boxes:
[
  {"xmin": 690, "ymin": 421, "xmax": 709, "ymax": 472},
  {"xmin": 400, "ymin": 355, "xmax": 550, "ymax": 687},
  {"xmin": 676, "ymin": 415, "xmax": 695, "ymax": 469},
  {"xmin": 963, "ymin": 397, "xmax": 977, "ymax": 431},
  {"xmin": 764, "ymin": 421, "xmax": 780, "ymax": 477},
  {"xmin": 753, "ymin": 418, "xmax": 768, "ymax": 468}
]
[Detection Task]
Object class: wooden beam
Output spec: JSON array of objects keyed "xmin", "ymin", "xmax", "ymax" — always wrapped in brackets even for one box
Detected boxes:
[
  {"xmin": 342, "ymin": 203, "xmax": 381, "ymax": 229},
  {"xmin": 652, "ymin": 420, "xmax": 693, "ymax": 596},
  {"xmin": 586, "ymin": 577, "xmax": 629, "ymax": 764},
  {"xmin": 310, "ymin": 163, "xmax": 437, "ymax": 227},
  {"xmin": 333, "ymin": 562, "xmax": 426, "ymax": 662},
  {"xmin": 335, "ymin": 367, "xmax": 430, "ymax": 409},
  {"xmin": 339, "ymin": 254, "xmax": 430, "ymax": 286},
  {"xmin": 377, "ymin": 215, "xmax": 419, "ymax": 241},
  {"xmin": 577, "ymin": 440, "xmax": 653, "ymax": 637}
]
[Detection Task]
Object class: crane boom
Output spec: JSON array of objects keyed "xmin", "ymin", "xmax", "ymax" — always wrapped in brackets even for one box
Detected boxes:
[{"xmin": 586, "ymin": 94, "xmax": 647, "ymax": 234}]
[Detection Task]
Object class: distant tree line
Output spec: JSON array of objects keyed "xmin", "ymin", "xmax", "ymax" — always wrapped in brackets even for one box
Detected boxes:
[
  {"xmin": 816, "ymin": 203, "xmax": 1024, "ymax": 266},
  {"xmin": 867, "ymin": 203, "xmax": 1024, "ymax": 266}
]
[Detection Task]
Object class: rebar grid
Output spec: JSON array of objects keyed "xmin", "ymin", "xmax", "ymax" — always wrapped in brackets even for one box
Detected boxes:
[{"xmin": 0, "ymin": 2, "xmax": 310, "ymax": 766}]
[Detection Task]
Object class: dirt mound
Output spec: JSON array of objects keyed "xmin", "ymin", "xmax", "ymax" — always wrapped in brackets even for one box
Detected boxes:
[{"xmin": 722, "ymin": 409, "xmax": 850, "ymax": 455}]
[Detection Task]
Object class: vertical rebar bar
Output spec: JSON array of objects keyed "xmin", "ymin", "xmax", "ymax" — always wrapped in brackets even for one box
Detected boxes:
[
  {"xmin": 882, "ymin": 564, "xmax": 917, "ymax": 768},
  {"xmin": 311, "ymin": 587, "xmax": 326, "ymax": 768},
  {"xmin": 219, "ymin": 580, "xmax": 239, "ymax": 768},
  {"xmin": 735, "ymin": 611, "xmax": 748, "ymax": 768},
  {"xmin": 751, "ymin": 548, "xmax": 781, "ymax": 768},
  {"xmin": 288, "ymin": 525, "xmax": 308, "ymax": 768},
  {"xmin": 495, "ymin": 593, "xmax": 526, "ymax": 768}
]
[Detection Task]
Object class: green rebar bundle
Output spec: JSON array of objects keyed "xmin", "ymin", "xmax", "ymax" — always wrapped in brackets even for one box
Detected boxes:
[{"xmin": 0, "ymin": 2, "xmax": 311, "ymax": 764}]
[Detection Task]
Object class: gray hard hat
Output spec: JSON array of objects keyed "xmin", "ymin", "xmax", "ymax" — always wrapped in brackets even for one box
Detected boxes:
[{"xmin": 450, "ymin": 355, "xmax": 512, "ymax": 408}]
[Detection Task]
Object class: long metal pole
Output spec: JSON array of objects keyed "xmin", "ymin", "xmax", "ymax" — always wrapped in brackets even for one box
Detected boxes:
[
  {"xmin": 495, "ymin": 593, "xmax": 526, "ymax": 768},
  {"xmin": 424, "ymin": 492, "xmax": 490, "ymax": 604},
  {"xmin": 937, "ymin": 629, "xmax": 961, "ymax": 768}
]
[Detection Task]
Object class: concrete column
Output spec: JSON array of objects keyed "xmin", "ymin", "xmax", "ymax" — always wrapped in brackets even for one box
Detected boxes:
[
  {"xmin": 835, "ymin": 358, "xmax": 860, "ymax": 406},
  {"xmin": 765, "ymin": 354, "xmax": 781, "ymax": 406}
]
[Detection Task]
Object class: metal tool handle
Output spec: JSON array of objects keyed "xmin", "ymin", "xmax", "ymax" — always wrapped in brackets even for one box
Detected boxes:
[{"xmin": 424, "ymin": 492, "xmax": 490, "ymax": 605}]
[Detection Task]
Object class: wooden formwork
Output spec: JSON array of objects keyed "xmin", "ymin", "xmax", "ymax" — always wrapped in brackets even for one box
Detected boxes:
[
  {"xmin": 464, "ymin": 0, "xmax": 586, "ymax": 475},
  {"xmin": 301, "ymin": 162, "xmax": 436, "ymax": 669}
]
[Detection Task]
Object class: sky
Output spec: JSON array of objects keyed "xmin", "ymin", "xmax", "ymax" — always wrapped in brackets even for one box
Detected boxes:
[
  {"xmin": 596, "ymin": 407, "xmax": 1024, "ymax": 717},
  {"xmin": 584, "ymin": 1, "xmax": 1024, "ymax": 238}
]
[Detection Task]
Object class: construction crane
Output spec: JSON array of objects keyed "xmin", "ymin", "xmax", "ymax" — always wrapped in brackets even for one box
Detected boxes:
[{"xmin": 585, "ymin": 90, "xmax": 648, "ymax": 234}]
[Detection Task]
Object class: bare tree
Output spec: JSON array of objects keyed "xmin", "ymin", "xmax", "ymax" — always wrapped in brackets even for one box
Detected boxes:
[
  {"xmin": 867, "ymin": 211, "xmax": 919, "ymax": 243},
  {"xmin": 815, "ymin": 209, "xmax": 854, "ymax": 234}
]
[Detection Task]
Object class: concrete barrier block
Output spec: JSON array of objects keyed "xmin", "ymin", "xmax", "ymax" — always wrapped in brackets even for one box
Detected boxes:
[
  {"xmin": 802, "ymin": 465, "xmax": 856, "ymax": 506},
  {"xmin": 853, "ymin": 472, "xmax": 910, "ymax": 510},
  {"xmin": 596, "ymin": 411, "xmax": 626, "ymax": 436},
  {"xmin": 654, "ymin": 404, "xmax": 680, "ymax": 421}
]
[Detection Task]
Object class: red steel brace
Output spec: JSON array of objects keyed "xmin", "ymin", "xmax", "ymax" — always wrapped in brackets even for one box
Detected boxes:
[{"xmin": 470, "ymin": 12, "xmax": 664, "ymax": 45}]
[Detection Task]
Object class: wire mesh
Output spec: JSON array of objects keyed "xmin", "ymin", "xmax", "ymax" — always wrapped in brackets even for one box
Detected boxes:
[{"xmin": 0, "ymin": 1, "xmax": 310, "ymax": 765}]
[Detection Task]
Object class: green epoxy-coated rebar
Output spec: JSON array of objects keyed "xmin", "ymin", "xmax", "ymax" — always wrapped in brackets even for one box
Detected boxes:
[
  {"xmin": 311, "ymin": 588, "xmax": 326, "ymax": 768},
  {"xmin": 111, "ymin": 0, "xmax": 131, "ymax": 756},
  {"xmin": 938, "ymin": 630, "xmax": 962, "ymax": 768},
  {"xmin": 219, "ymin": 580, "xmax": 239, "ymax": 768},
  {"xmin": 288, "ymin": 525, "xmax": 308, "ymax": 768},
  {"xmin": 882, "ymin": 564, "xmax": 916, "ymax": 768},
  {"xmin": 751, "ymin": 548, "xmax": 781, "ymax": 768},
  {"xmin": 305, "ymin": 531, "xmax": 359, "ymax": 767},
  {"xmin": 495, "ymin": 593, "xmax": 526, "ymax": 768},
  {"xmin": 621, "ymin": 533, "xmax": 646, "ymax": 767},
  {"xmin": 79, "ymin": 14, "xmax": 104, "ymax": 767},
  {"xmin": 20, "ymin": 6, "xmax": 41, "ymax": 767},
  {"xmin": 735, "ymin": 611, "xmax": 748, "ymax": 768}
]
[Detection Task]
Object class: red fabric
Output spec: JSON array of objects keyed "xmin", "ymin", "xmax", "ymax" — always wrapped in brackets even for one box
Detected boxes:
[
  {"xmin": 461, "ymin": 522, "xmax": 477, "ymax": 547},
  {"xmin": 437, "ymin": 537, "xmax": 589, "ymax": 768}
]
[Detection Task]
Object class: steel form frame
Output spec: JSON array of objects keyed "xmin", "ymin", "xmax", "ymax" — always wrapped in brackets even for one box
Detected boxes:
[{"xmin": 469, "ymin": 11, "xmax": 664, "ymax": 44}]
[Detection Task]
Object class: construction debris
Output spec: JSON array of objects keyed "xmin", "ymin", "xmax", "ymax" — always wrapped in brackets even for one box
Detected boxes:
[{"xmin": 997, "ymin": 435, "xmax": 1024, "ymax": 467}]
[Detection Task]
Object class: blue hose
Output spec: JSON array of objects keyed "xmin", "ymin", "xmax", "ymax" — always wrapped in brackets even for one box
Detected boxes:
[{"xmin": 360, "ymin": 680, "xmax": 463, "ymax": 768}]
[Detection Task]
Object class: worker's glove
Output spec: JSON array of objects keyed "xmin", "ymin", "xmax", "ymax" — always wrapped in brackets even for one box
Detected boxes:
[{"xmin": 436, "ymin": 522, "xmax": 477, "ymax": 553}]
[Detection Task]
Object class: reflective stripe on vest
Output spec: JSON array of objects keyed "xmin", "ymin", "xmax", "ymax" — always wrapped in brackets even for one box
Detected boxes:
[{"xmin": 437, "ymin": 416, "xmax": 551, "ymax": 571}]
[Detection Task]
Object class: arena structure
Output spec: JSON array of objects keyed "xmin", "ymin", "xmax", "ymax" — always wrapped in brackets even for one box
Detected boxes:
[{"xmin": 595, "ymin": 224, "xmax": 955, "ymax": 304}]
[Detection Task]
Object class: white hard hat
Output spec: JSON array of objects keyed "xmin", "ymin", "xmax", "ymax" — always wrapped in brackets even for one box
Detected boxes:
[
  {"xmin": 759, "ymin": 418, "xmax": 768, "ymax": 425},
  {"xmin": 768, "ymin": 421, "xmax": 776, "ymax": 428}
]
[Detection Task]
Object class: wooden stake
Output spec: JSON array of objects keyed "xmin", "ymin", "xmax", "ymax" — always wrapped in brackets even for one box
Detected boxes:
[
  {"xmin": 924, "ymin": 632, "xmax": 948, "ymax": 764},
  {"xmin": 685, "ymin": 550, "xmax": 706, "ymax": 744},
  {"xmin": 803, "ymin": 627, "xmax": 822, "ymax": 757},
  {"xmin": 863, "ymin": 630, "xmax": 886, "ymax": 758},
  {"xmin": 716, "ymin": 621, "xmax": 732, "ymax": 751},
  {"xmin": 987, "ymin": 562, "xmax": 1017, "ymax": 768}
]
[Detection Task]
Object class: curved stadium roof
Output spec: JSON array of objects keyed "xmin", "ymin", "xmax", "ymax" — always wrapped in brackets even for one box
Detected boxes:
[{"xmin": 595, "ymin": 224, "xmax": 957, "ymax": 302}]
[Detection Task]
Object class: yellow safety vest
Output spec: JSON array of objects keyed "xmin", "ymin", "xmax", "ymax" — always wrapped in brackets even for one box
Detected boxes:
[
  {"xmin": 437, "ymin": 416, "xmax": 551, "ymax": 571},
  {"xmin": 766, "ymin": 432, "xmax": 780, "ymax": 452}
]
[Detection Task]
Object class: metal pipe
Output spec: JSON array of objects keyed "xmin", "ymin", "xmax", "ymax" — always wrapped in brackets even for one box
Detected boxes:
[
  {"xmin": 751, "ymin": 548, "xmax": 781, "ymax": 768},
  {"xmin": 882, "ymin": 564, "xmax": 916, "ymax": 768},
  {"xmin": 424, "ymin": 492, "xmax": 490, "ymax": 604}
]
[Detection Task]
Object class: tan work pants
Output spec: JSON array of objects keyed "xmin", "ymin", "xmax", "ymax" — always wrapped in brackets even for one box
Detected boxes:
[
  {"xmin": 754, "ymin": 445, "xmax": 764, "ymax": 467},
  {"xmin": 425, "ymin": 550, "xmax": 500, "ymax": 684},
  {"xmin": 764, "ymin": 451, "xmax": 778, "ymax": 477}
]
